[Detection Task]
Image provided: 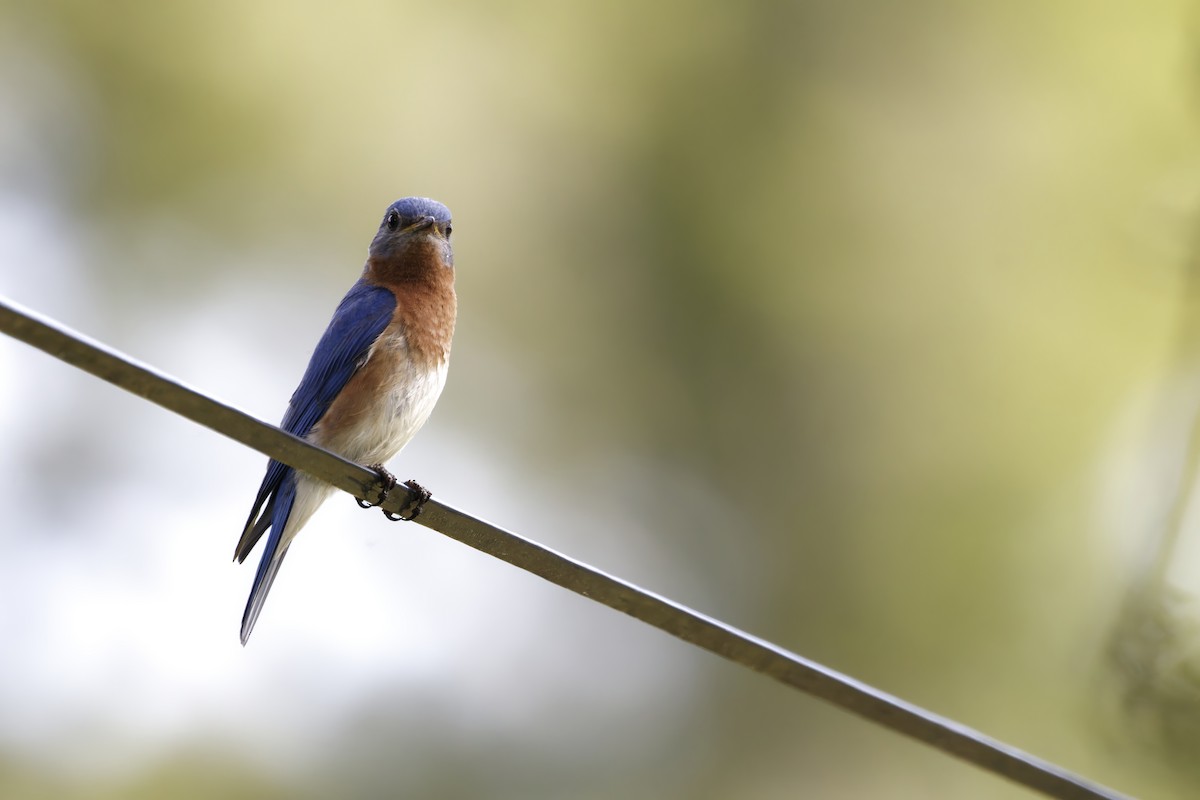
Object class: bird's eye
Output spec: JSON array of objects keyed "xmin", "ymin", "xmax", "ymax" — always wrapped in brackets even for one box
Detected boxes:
[
  {"xmin": 385, "ymin": 211, "xmax": 400, "ymax": 231},
  {"xmin": 444, "ymin": 224, "xmax": 452, "ymax": 240}
]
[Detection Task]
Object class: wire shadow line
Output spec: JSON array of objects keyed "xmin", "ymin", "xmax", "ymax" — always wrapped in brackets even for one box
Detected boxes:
[{"xmin": 0, "ymin": 295, "xmax": 1130, "ymax": 800}]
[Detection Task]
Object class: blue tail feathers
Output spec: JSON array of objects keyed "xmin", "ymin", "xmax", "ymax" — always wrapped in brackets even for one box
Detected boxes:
[{"xmin": 239, "ymin": 472, "xmax": 297, "ymax": 645}]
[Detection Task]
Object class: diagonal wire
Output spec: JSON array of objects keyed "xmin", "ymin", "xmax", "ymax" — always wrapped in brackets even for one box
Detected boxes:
[{"xmin": 0, "ymin": 294, "xmax": 1130, "ymax": 800}]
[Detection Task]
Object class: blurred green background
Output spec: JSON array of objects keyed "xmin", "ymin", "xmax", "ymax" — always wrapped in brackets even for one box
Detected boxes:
[{"xmin": 2, "ymin": 1, "xmax": 1200, "ymax": 798}]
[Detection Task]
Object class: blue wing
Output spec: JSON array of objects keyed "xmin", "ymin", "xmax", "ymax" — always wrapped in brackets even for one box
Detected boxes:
[{"xmin": 233, "ymin": 278, "xmax": 396, "ymax": 643}]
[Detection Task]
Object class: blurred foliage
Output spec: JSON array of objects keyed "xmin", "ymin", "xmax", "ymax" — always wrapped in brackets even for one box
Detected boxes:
[
  {"xmin": 3, "ymin": 0, "xmax": 1200, "ymax": 798},
  {"xmin": 1104, "ymin": 222, "xmax": 1200, "ymax": 777}
]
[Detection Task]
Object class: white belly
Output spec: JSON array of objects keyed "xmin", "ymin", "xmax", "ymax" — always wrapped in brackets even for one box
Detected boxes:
[{"xmin": 313, "ymin": 354, "xmax": 448, "ymax": 466}]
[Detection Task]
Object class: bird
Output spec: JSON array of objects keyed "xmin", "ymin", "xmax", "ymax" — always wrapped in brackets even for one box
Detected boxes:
[{"xmin": 233, "ymin": 196, "xmax": 457, "ymax": 645}]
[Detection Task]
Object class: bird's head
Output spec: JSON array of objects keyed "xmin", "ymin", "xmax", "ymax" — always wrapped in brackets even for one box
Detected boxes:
[{"xmin": 367, "ymin": 197, "xmax": 454, "ymax": 278}]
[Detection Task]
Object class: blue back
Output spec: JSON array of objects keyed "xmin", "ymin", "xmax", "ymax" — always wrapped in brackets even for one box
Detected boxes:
[{"xmin": 281, "ymin": 279, "xmax": 397, "ymax": 438}]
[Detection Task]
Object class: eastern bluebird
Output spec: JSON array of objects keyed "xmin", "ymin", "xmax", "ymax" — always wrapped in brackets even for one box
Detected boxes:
[{"xmin": 233, "ymin": 197, "xmax": 457, "ymax": 644}]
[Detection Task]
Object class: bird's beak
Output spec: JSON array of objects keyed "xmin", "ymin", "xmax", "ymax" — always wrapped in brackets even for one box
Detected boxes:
[{"xmin": 405, "ymin": 215, "xmax": 437, "ymax": 234}]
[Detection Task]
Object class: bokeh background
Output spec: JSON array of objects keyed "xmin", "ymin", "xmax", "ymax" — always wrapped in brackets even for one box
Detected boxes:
[{"xmin": 2, "ymin": 1, "xmax": 1200, "ymax": 798}]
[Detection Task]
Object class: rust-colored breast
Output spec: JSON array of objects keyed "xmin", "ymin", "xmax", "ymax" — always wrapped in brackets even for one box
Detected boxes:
[{"xmin": 365, "ymin": 233, "xmax": 457, "ymax": 370}]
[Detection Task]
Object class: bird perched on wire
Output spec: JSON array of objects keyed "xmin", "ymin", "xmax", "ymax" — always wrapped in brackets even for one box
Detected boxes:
[{"xmin": 233, "ymin": 197, "xmax": 457, "ymax": 645}]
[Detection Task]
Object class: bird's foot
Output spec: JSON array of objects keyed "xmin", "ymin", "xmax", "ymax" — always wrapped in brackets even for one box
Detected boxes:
[
  {"xmin": 383, "ymin": 479, "xmax": 431, "ymax": 522},
  {"xmin": 357, "ymin": 463, "xmax": 397, "ymax": 508}
]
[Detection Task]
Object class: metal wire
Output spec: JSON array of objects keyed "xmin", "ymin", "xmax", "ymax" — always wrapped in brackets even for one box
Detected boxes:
[{"xmin": 0, "ymin": 294, "xmax": 1131, "ymax": 800}]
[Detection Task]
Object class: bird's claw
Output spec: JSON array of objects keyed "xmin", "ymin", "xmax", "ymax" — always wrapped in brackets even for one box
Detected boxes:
[
  {"xmin": 357, "ymin": 463, "xmax": 397, "ymax": 508},
  {"xmin": 383, "ymin": 479, "xmax": 431, "ymax": 522}
]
